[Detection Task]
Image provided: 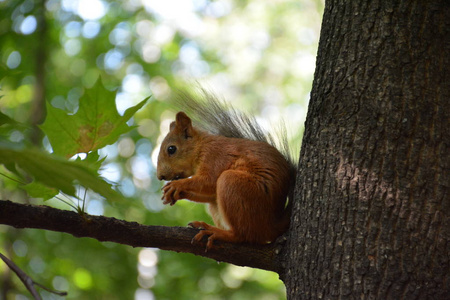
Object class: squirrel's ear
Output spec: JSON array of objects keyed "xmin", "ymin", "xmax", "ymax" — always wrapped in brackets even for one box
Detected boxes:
[{"xmin": 175, "ymin": 112, "xmax": 193, "ymax": 138}]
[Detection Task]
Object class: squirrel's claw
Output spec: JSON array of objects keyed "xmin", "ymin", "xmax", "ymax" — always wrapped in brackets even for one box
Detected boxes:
[
  {"xmin": 161, "ymin": 182, "xmax": 177, "ymax": 205},
  {"xmin": 188, "ymin": 222, "xmax": 216, "ymax": 251},
  {"xmin": 161, "ymin": 181, "xmax": 184, "ymax": 205}
]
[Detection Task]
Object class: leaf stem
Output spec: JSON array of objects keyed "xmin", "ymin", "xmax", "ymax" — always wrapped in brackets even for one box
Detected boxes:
[
  {"xmin": 54, "ymin": 195, "xmax": 78, "ymax": 211},
  {"xmin": 0, "ymin": 172, "xmax": 25, "ymax": 185}
]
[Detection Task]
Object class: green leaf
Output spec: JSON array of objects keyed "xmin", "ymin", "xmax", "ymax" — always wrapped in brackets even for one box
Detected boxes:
[
  {"xmin": 0, "ymin": 147, "xmax": 122, "ymax": 201},
  {"xmin": 76, "ymin": 151, "xmax": 106, "ymax": 172},
  {"xmin": 22, "ymin": 181, "xmax": 59, "ymax": 200},
  {"xmin": 0, "ymin": 111, "xmax": 17, "ymax": 126},
  {"xmin": 40, "ymin": 79, "xmax": 149, "ymax": 157}
]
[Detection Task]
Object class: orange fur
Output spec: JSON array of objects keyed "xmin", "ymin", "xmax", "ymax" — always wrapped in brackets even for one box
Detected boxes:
[{"xmin": 157, "ymin": 112, "xmax": 293, "ymax": 249}]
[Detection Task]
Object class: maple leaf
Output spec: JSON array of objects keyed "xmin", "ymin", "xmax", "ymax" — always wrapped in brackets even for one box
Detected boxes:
[{"xmin": 41, "ymin": 79, "xmax": 149, "ymax": 158}]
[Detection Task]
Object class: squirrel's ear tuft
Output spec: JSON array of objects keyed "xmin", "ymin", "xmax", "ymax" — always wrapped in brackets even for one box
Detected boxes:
[
  {"xmin": 175, "ymin": 112, "xmax": 193, "ymax": 138},
  {"xmin": 176, "ymin": 112, "xmax": 191, "ymax": 124}
]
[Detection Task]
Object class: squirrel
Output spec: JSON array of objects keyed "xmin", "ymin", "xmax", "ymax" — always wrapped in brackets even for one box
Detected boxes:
[{"xmin": 156, "ymin": 89, "xmax": 297, "ymax": 250}]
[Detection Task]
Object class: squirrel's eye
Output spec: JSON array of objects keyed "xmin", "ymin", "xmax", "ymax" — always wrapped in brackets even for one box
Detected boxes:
[{"xmin": 167, "ymin": 145, "xmax": 177, "ymax": 155}]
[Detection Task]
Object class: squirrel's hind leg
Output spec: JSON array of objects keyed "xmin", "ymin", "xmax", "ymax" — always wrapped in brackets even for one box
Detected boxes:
[
  {"xmin": 216, "ymin": 169, "xmax": 280, "ymax": 244},
  {"xmin": 189, "ymin": 221, "xmax": 240, "ymax": 250},
  {"xmin": 188, "ymin": 202, "xmax": 242, "ymax": 250},
  {"xmin": 189, "ymin": 168, "xmax": 280, "ymax": 249}
]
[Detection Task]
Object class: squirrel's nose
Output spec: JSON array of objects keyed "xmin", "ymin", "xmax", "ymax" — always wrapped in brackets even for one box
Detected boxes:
[{"xmin": 158, "ymin": 175, "xmax": 166, "ymax": 181}]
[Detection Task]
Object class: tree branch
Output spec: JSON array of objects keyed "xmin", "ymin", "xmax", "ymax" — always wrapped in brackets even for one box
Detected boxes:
[
  {"xmin": 0, "ymin": 200, "xmax": 283, "ymax": 274},
  {"xmin": 0, "ymin": 253, "xmax": 67, "ymax": 299}
]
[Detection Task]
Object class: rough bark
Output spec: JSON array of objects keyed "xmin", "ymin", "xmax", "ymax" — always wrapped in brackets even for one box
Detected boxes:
[
  {"xmin": 284, "ymin": 1, "xmax": 449, "ymax": 299},
  {"xmin": 0, "ymin": 200, "xmax": 283, "ymax": 274}
]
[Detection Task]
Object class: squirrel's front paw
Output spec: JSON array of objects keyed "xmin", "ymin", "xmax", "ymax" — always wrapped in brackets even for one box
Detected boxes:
[{"xmin": 161, "ymin": 181, "xmax": 184, "ymax": 205}]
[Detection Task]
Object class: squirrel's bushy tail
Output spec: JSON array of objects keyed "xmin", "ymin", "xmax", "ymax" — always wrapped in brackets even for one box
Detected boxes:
[
  {"xmin": 173, "ymin": 87, "xmax": 296, "ymax": 166},
  {"xmin": 173, "ymin": 86, "xmax": 297, "ymax": 216}
]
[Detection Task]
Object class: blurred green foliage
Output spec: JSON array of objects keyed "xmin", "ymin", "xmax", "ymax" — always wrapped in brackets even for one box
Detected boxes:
[{"xmin": 0, "ymin": 0, "xmax": 323, "ymax": 299}]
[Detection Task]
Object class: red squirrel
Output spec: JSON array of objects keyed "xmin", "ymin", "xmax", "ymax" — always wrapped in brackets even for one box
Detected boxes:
[{"xmin": 157, "ymin": 91, "xmax": 296, "ymax": 250}]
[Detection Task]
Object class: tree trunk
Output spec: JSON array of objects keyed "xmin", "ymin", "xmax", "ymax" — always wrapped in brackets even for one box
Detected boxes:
[{"xmin": 283, "ymin": 1, "xmax": 449, "ymax": 299}]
